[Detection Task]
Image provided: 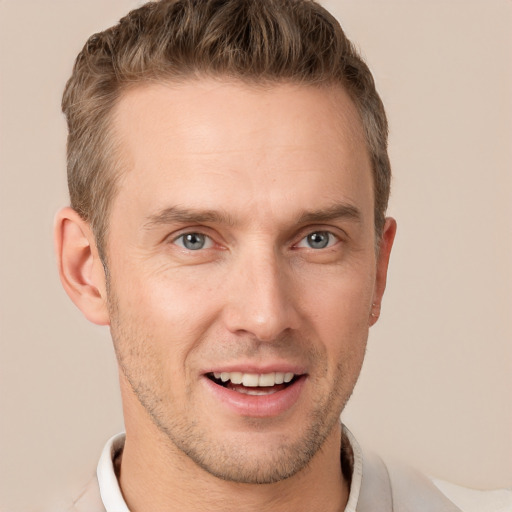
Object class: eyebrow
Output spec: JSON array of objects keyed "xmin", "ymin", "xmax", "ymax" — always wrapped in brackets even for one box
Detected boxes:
[
  {"xmin": 296, "ymin": 203, "xmax": 362, "ymax": 224},
  {"xmin": 142, "ymin": 202, "xmax": 362, "ymax": 230},
  {"xmin": 143, "ymin": 206, "xmax": 238, "ymax": 230}
]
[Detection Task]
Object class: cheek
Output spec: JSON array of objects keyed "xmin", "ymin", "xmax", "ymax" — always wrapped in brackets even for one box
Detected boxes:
[
  {"xmin": 112, "ymin": 267, "xmax": 224, "ymax": 361},
  {"xmin": 300, "ymin": 262, "xmax": 375, "ymax": 324},
  {"xmin": 298, "ymin": 264, "xmax": 374, "ymax": 363}
]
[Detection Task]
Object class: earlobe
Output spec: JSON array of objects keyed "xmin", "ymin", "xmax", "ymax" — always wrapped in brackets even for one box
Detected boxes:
[
  {"xmin": 369, "ymin": 217, "xmax": 397, "ymax": 327},
  {"xmin": 54, "ymin": 207, "xmax": 110, "ymax": 326}
]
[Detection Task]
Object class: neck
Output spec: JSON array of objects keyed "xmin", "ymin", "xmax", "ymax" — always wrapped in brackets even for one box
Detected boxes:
[{"xmin": 119, "ymin": 420, "xmax": 349, "ymax": 512}]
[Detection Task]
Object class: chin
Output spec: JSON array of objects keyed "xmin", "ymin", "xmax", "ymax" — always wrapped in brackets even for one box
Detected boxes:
[{"xmin": 157, "ymin": 410, "xmax": 342, "ymax": 485}]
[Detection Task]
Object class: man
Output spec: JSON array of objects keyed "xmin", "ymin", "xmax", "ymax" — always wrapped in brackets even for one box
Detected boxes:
[{"xmin": 54, "ymin": 1, "xmax": 468, "ymax": 510}]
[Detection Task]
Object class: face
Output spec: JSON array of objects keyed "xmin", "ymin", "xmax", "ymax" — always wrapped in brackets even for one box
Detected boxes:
[{"xmin": 104, "ymin": 80, "xmax": 392, "ymax": 484}]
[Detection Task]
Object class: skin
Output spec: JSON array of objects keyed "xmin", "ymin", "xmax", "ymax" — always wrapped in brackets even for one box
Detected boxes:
[{"xmin": 55, "ymin": 79, "xmax": 396, "ymax": 512}]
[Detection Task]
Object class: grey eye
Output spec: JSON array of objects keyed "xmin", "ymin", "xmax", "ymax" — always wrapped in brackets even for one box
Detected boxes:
[
  {"xmin": 306, "ymin": 231, "xmax": 331, "ymax": 249},
  {"xmin": 175, "ymin": 233, "xmax": 211, "ymax": 250}
]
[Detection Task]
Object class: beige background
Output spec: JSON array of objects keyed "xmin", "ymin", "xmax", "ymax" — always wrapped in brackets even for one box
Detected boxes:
[{"xmin": 0, "ymin": 0, "xmax": 511, "ymax": 510}]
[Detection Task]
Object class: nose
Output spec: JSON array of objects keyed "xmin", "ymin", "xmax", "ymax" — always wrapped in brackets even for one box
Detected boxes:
[{"xmin": 221, "ymin": 246, "xmax": 300, "ymax": 342}]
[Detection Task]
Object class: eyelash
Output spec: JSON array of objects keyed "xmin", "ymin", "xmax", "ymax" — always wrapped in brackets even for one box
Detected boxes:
[{"xmin": 171, "ymin": 230, "xmax": 340, "ymax": 252}]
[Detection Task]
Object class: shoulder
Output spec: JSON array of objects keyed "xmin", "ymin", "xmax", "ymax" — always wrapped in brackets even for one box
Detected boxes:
[
  {"xmin": 67, "ymin": 475, "xmax": 106, "ymax": 512},
  {"xmin": 358, "ymin": 452, "xmax": 463, "ymax": 511},
  {"xmin": 432, "ymin": 478, "xmax": 512, "ymax": 512},
  {"xmin": 358, "ymin": 452, "xmax": 511, "ymax": 512},
  {"xmin": 344, "ymin": 426, "xmax": 461, "ymax": 512}
]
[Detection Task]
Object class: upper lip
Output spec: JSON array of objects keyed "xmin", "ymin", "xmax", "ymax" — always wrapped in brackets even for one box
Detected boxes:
[{"xmin": 203, "ymin": 363, "xmax": 307, "ymax": 375}]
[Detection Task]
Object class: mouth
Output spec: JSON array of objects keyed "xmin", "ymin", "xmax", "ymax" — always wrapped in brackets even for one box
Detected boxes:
[{"xmin": 206, "ymin": 371, "xmax": 301, "ymax": 396}]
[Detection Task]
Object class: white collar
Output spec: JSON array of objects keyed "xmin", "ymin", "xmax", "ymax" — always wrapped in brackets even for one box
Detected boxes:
[
  {"xmin": 97, "ymin": 424, "xmax": 364, "ymax": 512},
  {"xmin": 97, "ymin": 432, "xmax": 129, "ymax": 512},
  {"xmin": 343, "ymin": 425, "xmax": 364, "ymax": 512}
]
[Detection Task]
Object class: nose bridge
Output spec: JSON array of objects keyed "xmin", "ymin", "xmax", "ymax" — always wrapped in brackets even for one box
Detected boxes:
[{"xmin": 223, "ymin": 241, "xmax": 298, "ymax": 341}]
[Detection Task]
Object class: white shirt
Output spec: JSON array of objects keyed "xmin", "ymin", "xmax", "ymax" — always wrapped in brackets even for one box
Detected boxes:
[{"xmin": 96, "ymin": 429, "xmax": 512, "ymax": 512}]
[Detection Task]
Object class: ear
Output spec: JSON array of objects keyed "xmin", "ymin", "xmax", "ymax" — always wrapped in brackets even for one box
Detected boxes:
[
  {"xmin": 370, "ymin": 217, "xmax": 397, "ymax": 326},
  {"xmin": 54, "ymin": 207, "xmax": 110, "ymax": 325}
]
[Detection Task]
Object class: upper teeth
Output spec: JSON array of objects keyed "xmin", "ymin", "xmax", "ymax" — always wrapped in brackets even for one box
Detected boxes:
[{"xmin": 213, "ymin": 372, "xmax": 295, "ymax": 387}]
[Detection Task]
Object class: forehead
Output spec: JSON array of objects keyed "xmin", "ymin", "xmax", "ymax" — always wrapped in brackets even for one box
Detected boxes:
[
  {"xmin": 109, "ymin": 79, "xmax": 373, "ymax": 227},
  {"xmin": 114, "ymin": 79, "xmax": 367, "ymax": 161}
]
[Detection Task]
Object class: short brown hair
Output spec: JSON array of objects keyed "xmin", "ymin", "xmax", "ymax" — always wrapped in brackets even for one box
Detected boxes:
[{"xmin": 62, "ymin": 0, "xmax": 391, "ymax": 261}]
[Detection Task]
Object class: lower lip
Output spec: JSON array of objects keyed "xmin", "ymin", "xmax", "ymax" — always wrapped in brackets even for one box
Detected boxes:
[{"xmin": 202, "ymin": 375, "xmax": 306, "ymax": 417}]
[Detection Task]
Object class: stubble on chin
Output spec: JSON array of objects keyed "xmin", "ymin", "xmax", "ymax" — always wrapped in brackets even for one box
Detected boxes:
[{"xmin": 107, "ymin": 284, "xmax": 364, "ymax": 485}]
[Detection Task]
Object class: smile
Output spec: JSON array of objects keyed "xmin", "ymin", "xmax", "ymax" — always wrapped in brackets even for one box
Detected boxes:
[
  {"xmin": 208, "ymin": 371, "xmax": 296, "ymax": 395},
  {"xmin": 204, "ymin": 370, "xmax": 305, "ymax": 415}
]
